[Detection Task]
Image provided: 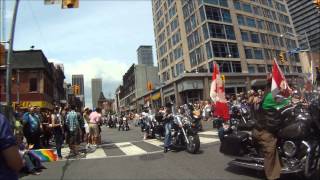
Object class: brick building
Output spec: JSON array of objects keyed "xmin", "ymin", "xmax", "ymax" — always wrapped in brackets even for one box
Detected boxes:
[{"xmin": 0, "ymin": 50, "xmax": 65, "ymax": 109}]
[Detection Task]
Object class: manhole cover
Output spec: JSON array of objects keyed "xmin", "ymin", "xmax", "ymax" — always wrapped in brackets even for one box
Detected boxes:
[{"xmin": 140, "ymin": 153, "xmax": 164, "ymax": 161}]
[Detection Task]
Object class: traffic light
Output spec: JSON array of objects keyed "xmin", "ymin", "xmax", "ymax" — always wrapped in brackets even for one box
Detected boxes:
[
  {"xmin": 221, "ymin": 75, "xmax": 225, "ymax": 82},
  {"xmin": 62, "ymin": 0, "xmax": 79, "ymax": 9},
  {"xmin": 314, "ymin": 0, "xmax": 320, "ymax": 8},
  {"xmin": 279, "ymin": 52, "xmax": 286, "ymax": 64}
]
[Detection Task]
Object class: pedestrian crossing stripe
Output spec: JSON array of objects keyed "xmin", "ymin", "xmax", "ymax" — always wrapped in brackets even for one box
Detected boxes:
[
  {"xmin": 59, "ymin": 130, "xmax": 220, "ymax": 161},
  {"xmin": 115, "ymin": 142, "xmax": 147, "ymax": 156},
  {"xmin": 198, "ymin": 131, "xmax": 218, "ymax": 136}
]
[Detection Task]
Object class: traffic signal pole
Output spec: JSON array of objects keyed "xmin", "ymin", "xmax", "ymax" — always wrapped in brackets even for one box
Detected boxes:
[{"xmin": 6, "ymin": 0, "xmax": 20, "ymax": 109}]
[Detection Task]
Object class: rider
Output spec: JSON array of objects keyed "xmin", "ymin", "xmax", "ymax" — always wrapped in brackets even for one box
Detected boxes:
[
  {"xmin": 253, "ymin": 77, "xmax": 291, "ymax": 180},
  {"xmin": 163, "ymin": 102, "xmax": 173, "ymax": 153}
]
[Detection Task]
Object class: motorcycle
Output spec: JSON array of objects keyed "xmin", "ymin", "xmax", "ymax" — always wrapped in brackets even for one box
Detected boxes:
[
  {"xmin": 119, "ymin": 117, "xmax": 130, "ymax": 131},
  {"xmin": 107, "ymin": 118, "xmax": 116, "ymax": 128},
  {"xmin": 230, "ymin": 102, "xmax": 255, "ymax": 131},
  {"xmin": 220, "ymin": 93, "xmax": 320, "ymax": 180}
]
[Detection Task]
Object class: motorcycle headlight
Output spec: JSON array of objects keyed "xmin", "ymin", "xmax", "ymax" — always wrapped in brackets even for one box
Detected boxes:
[{"xmin": 283, "ymin": 141, "xmax": 297, "ymax": 158}]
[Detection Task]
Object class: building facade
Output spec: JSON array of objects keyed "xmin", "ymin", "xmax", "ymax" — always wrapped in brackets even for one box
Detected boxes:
[
  {"xmin": 287, "ymin": 0, "xmax": 320, "ymax": 77},
  {"xmin": 137, "ymin": 45, "xmax": 154, "ymax": 66},
  {"xmin": 118, "ymin": 64, "xmax": 160, "ymax": 113},
  {"xmin": 72, "ymin": 74, "xmax": 85, "ymax": 106},
  {"xmin": 91, "ymin": 78, "xmax": 102, "ymax": 109},
  {"xmin": 151, "ymin": 0, "xmax": 302, "ymax": 105},
  {"xmin": 0, "ymin": 50, "xmax": 65, "ymax": 109}
]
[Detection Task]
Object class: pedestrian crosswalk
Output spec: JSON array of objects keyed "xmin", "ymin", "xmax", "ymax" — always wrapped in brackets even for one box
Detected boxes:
[{"xmin": 60, "ymin": 130, "xmax": 220, "ymax": 161}]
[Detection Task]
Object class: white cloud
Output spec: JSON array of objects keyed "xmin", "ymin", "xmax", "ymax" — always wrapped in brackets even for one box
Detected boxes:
[{"xmin": 49, "ymin": 57, "xmax": 129, "ymax": 108}]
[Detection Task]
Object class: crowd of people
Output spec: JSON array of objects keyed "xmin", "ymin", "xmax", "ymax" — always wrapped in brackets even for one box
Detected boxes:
[{"xmin": 1, "ymin": 104, "xmax": 105, "ymax": 177}]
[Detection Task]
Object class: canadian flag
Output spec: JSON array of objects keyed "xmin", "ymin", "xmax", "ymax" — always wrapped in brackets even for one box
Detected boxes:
[
  {"xmin": 271, "ymin": 58, "xmax": 291, "ymax": 98},
  {"xmin": 210, "ymin": 63, "xmax": 229, "ymax": 121}
]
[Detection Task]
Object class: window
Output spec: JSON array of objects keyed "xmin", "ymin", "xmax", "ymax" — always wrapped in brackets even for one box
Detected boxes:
[
  {"xmin": 208, "ymin": 23, "xmax": 225, "ymax": 39},
  {"xmin": 187, "ymin": 30, "xmax": 201, "ymax": 50},
  {"xmin": 242, "ymin": 3, "xmax": 252, "ymax": 13},
  {"xmin": 170, "ymin": 17, "xmax": 179, "ymax": 32},
  {"xmin": 264, "ymin": 48, "xmax": 271, "ymax": 60},
  {"xmin": 200, "ymin": 6, "xmax": 206, "ymax": 22},
  {"xmin": 172, "ymin": 31, "xmax": 181, "ymax": 46},
  {"xmin": 237, "ymin": 14, "xmax": 245, "ymax": 25},
  {"xmin": 260, "ymin": 33, "xmax": 267, "ymax": 44},
  {"xmin": 267, "ymin": 65, "xmax": 272, "ymax": 73},
  {"xmin": 233, "ymin": 0, "xmax": 241, "ymax": 10},
  {"xmin": 232, "ymin": 62, "xmax": 242, "ymax": 72},
  {"xmin": 225, "ymin": 25, "xmax": 235, "ymax": 40},
  {"xmin": 246, "ymin": 17, "xmax": 256, "ymax": 28},
  {"xmin": 257, "ymin": 20, "xmax": 264, "ymax": 29},
  {"xmin": 257, "ymin": 65, "xmax": 266, "ymax": 73},
  {"xmin": 245, "ymin": 47, "xmax": 253, "ymax": 59},
  {"xmin": 241, "ymin": 30, "xmax": 250, "ymax": 41},
  {"xmin": 205, "ymin": 6, "xmax": 231, "ymax": 23},
  {"xmin": 206, "ymin": 42, "xmax": 213, "ymax": 59},
  {"xmin": 221, "ymin": 9, "xmax": 232, "ymax": 22},
  {"xmin": 169, "ymin": 4, "xmax": 176, "ymax": 18},
  {"xmin": 253, "ymin": 6, "xmax": 261, "ymax": 15},
  {"xmin": 204, "ymin": 0, "xmax": 228, "ymax": 7},
  {"xmin": 190, "ymin": 47, "xmax": 204, "ymax": 67},
  {"xmin": 218, "ymin": 61, "xmax": 232, "ymax": 73},
  {"xmin": 174, "ymin": 46, "xmax": 183, "ymax": 60},
  {"xmin": 29, "ymin": 78, "xmax": 38, "ymax": 92},
  {"xmin": 202, "ymin": 24, "xmax": 209, "ymax": 39},
  {"xmin": 211, "ymin": 41, "xmax": 239, "ymax": 58},
  {"xmin": 248, "ymin": 65, "xmax": 255, "ymax": 73},
  {"xmin": 253, "ymin": 48, "xmax": 264, "ymax": 59},
  {"xmin": 176, "ymin": 62, "xmax": 185, "ymax": 76},
  {"xmin": 250, "ymin": 32, "xmax": 260, "ymax": 43}
]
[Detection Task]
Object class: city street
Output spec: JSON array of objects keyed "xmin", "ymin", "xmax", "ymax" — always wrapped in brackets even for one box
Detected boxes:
[{"xmin": 19, "ymin": 121, "xmax": 302, "ymax": 180}]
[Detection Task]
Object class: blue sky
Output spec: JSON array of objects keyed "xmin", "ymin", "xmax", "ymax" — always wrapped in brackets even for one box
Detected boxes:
[{"xmin": 3, "ymin": 0, "xmax": 156, "ymax": 108}]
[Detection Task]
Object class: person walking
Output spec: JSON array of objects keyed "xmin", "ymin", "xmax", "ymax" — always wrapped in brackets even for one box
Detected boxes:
[
  {"xmin": 83, "ymin": 107, "xmax": 91, "ymax": 149},
  {"xmin": 65, "ymin": 105, "xmax": 81, "ymax": 156},
  {"xmin": 0, "ymin": 113, "xmax": 24, "ymax": 180},
  {"xmin": 23, "ymin": 107, "xmax": 42, "ymax": 149},
  {"xmin": 89, "ymin": 108, "xmax": 102, "ymax": 147},
  {"xmin": 50, "ymin": 107, "xmax": 64, "ymax": 159}
]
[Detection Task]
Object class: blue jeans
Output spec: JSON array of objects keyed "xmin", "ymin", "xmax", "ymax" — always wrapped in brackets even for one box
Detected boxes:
[
  {"xmin": 54, "ymin": 128, "xmax": 63, "ymax": 157},
  {"xmin": 164, "ymin": 122, "xmax": 172, "ymax": 148}
]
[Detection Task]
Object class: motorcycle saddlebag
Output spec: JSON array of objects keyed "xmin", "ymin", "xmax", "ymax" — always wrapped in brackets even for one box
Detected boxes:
[{"xmin": 220, "ymin": 131, "xmax": 249, "ymax": 156}]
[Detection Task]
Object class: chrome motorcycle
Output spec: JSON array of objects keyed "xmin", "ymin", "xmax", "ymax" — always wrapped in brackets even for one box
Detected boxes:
[{"xmin": 220, "ymin": 92, "xmax": 320, "ymax": 179}]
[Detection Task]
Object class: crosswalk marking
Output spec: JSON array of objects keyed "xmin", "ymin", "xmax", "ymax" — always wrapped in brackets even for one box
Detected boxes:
[
  {"xmin": 143, "ymin": 139, "xmax": 164, "ymax": 147},
  {"xmin": 198, "ymin": 131, "xmax": 218, "ymax": 136},
  {"xmin": 86, "ymin": 147, "xmax": 107, "ymax": 159},
  {"xmin": 199, "ymin": 136, "xmax": 220, "ymax": 144},
  {"xmin": 116, "ymin": 142, "xmax": 147, "ymax": 156},
  {"xmin": 58, "ymin": 130, "xmax": 220, "ymax": 161}
]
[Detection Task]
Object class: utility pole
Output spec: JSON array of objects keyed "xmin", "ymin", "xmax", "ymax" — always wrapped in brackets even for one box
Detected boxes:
[{"xmin": 6, "ymin": 0, "xmax": 20, "ymax": 108}]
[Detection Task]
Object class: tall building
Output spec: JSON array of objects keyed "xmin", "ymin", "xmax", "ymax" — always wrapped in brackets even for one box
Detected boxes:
[
  {"xmin": 91, "ymin": 78, "xmax": 102, "ymax": 109},
  {"xmin": 287, "ymin": 0, "xmax": 320, "ymax": 67},
  {"xmin": 151, "ymin": 0, "xmax": 301, "ymax": 105},
  {"xmin": 137, "ymin": 45, "xmax": 154, "ymax": 66}
]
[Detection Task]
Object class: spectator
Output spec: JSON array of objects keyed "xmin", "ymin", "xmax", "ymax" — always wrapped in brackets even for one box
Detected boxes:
[
  {"xmin": 50, "ymin": 107, "xmax": 63, "ymax": 159},
  {"xmin": 65, "ymin": 105, "xmax": 81, "ymax": 156},
  {"xmin": 89, "ymin": 108, "xmax": 102, "ymax": 147},
  {"xmin": 23, "ymin": 107, "xmax": 42, "ymax": 149},
  {"xmin": 82, "ymin": 107, "xmax": 91, "ymax": 149},
  {"xmin": 0, "ymin": 113, "xmax": 24, "ymax": 180}
]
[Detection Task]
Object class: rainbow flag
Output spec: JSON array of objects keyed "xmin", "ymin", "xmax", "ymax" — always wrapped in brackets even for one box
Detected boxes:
[{"xmin": 29, "ymin": 149, "xmax": 58, "ymax": 162}]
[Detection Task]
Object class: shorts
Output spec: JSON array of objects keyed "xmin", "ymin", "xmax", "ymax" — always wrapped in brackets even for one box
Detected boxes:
[
  {"xmin": 84, "ymin": 123, "xmax": 90, "ymax": 134},
  {"xmin": 67, "ymin": 130, "xmax": 80, "ymax": 145},
  {"xmin": 89, "ymin": 123, "xmax": 100, "ymax": 138}
]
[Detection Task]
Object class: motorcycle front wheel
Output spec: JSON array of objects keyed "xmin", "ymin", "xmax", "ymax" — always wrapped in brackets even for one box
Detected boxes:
[{"xmin": 186, "ymin": 134, "xmax": 200, "ymax": 154}]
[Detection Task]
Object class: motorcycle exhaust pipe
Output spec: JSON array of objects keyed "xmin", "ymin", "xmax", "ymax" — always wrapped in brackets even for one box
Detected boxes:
[
  {"xmin": 229, "ymin": 160, "xmax": 264, "ymax": 171},
  {"xmin": 302, "ymin": 141, "xmax": 312, "ymax": 177}
]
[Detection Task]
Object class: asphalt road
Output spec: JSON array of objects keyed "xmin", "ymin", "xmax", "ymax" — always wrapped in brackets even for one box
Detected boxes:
[{"xmin": 20, "ymin": 121, "xmax": 304, "ymax": 180}]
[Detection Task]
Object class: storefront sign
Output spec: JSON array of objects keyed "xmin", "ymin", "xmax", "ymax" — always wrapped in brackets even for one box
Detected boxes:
[
  {"xmin": 177, "ymin": 80, "xmax": 203, "ymax": 92},
  {"xmin": 13, "ymin": 101, "xmax": 53, "ymax": 109},
  {"xmin": 151, "ymin": 92, "xmax": 161, "ymax": 100}
]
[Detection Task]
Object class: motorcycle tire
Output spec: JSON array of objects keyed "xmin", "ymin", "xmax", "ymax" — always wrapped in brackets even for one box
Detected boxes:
[
  {"xmin": 308, "ymin": 158, "xmax": 320, "ymax": 180},
  {"xmin": 186, "ymin": 134, "xmax": 200, "ymax": 154}
]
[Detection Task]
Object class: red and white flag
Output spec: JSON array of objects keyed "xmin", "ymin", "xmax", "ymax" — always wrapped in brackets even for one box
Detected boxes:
[
  {"xmin": 210, "ymin": 63, "xmax": 229, "ymax": 121},
  {"xmin": 271, "ymin": 58, "xmax": 291, "ymax": 98}
]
